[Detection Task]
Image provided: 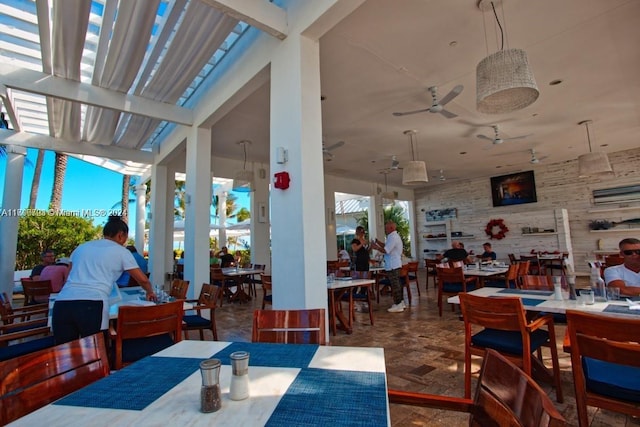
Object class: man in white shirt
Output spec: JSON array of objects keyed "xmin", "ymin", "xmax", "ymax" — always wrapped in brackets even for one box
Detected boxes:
[
  {"xmin": 604, "ymin": 237, "xmax": 640, "ymax": 296},
  {"xmin": 371, "ymin": 221, "xmax": 405, "ymax": 312}
]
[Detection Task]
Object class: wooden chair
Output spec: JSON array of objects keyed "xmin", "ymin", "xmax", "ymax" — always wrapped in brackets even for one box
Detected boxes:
[
  {"xmin": 252, "ymin": 309, "xmax": 326, "ymax": 345},
  {"xmin": 260, "ymin": 273, "xmax": 272, "ymax": 309},
  {"xmin": 20, "ymin": 279, "xmax": 52, "ymax": 305},
  {"xmin": 424, "ymin": 258, "xmax": 439, "ymax": 290},
  {"xmin": 0, "ymin": 292, "xmax": 48, "ymax": 326},
  {"xmin": 0, "ymin": 323, "xmax": 53, "ymax": 362},
  {"xmin": 377, "ymin": 264, "xmax": 412, "ymax": 305},
  {"xmin": 459, "ymin": 293, "xmax": 563, "ymax": 403},
  {"xmin": 389, "ymin": 349, "xmax": 565, "ymax": 427},
  {"xmin": 508, "ymin": 253, "xmax": 519, "ymax": 264},
  {"xmin": 516, "ymin": 260, "xmax": 531, "ymax": 287},
  {"xmin": 406, "ymin": 261, "xmax": 421, "ymax": 296},
  {"xmin": 521, "ymin": 254, "xmax": 544, "ymax": 275},
  {"xmin": 210, "ymin": 267, "xmax": 234, "ymax": 306},
  {"xmin": 604, "ymin": 254, "xmax": 624, "ymax": 267},
  {"xmin": 0, "ymin": 333, "xmax": 109, "ymax": 425},
  {"xmin": 247, "ymin": 264, "xmax": 266, "ymax": 296},
  {"xmin": 484, "ymin": 263, "xmax": 518, "ymax": 288},
  {"xmin": 520, "ymin": 275, "xmax": 554, "ymax": 291},
  {"xmin": 169, "ymin": 279, "xmax": 190, "ymax": 299},
  {"xmin": 110, "ymin": 300, "xmax": 183, "ymax": 370},
  {"xmin": 436, "ymin": 266, "xmax": 478, "ymax": 317},
  {"xmin": 566, "ymin": 310, "xmax": 640, "ymax": 426},
  {"xmin": 183, "ymin": 283, "xmax": 221, "ymax": 341}
]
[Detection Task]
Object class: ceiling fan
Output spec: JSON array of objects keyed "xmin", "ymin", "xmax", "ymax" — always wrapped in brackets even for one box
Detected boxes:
[
  {"xmin": 322, "ymin": 140, "xmax": 344, "ymax": 161},
  {"xmin": 529, "ymin": 148, "xmax": 547, "ymax": 164},
  {"xmin": 392, "ymin": 84, "xmax": 463, "ymax": 119},
  {"xmin": 477, "ymin": 125, "xmax": 532, "ymax": 145},
  {"xmin": 381, "ymin": 155, "xmax": 402, "ymax": 171}
]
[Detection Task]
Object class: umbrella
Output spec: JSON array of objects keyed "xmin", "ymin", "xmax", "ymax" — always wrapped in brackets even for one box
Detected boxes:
[{"xmin": 336, "ymin": 225, "xmax": 356, "ymax": 235}]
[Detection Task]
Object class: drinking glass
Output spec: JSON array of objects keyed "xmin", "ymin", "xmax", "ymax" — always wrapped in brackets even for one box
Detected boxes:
[{"xmin": 606, "ymin": 287, "xmax": 620, "ymax": 301}]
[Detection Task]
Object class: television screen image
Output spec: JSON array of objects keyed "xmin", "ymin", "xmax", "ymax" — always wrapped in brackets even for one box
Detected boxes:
[{"xmin": 490, "ymin": 171, "xmax": 537, "ymax": 207}]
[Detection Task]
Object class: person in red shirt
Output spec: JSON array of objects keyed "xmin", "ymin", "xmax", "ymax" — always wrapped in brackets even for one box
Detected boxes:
[{"xmin": 39, "ymin": 257, "xmax": 71, "ymax": 293}]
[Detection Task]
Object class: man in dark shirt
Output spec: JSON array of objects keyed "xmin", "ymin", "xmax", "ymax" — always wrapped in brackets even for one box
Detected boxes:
[
  {"xmin": 30, "ymin": 249, "xmax": 55, "ymax": 279},
  {"xmin": 217, "ymin": 246, "xmax": 235, "ymax": 267},
  {"xmin": 442, "ymin": 241, "xmax": 469, "ymax": 263}
]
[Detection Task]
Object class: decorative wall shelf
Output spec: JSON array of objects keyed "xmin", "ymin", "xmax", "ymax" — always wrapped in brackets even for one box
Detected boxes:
[
  {"xmin": 589, "ymin": 228, "xmax": 640, "ymax": 233},
  {"xmin": 587, "ymin": 206, "xmax": 640, "ymax": 213},
  {"xmin": 521, "ymin": 232, "xmax": 558, "ymax": 236}
]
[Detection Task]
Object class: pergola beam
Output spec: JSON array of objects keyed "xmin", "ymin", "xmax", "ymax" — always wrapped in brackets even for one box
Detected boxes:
[{"xmin": 201, "ymin": 0, "xmax": 288, "ymax": 40}]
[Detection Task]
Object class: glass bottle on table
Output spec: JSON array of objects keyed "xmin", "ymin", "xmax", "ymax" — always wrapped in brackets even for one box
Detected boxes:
[{"xmin": 590, "ymin": 266, "xmax": 607, "ymax": 302}]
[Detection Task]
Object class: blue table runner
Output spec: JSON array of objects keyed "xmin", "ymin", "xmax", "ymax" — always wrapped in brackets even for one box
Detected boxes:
[
  {"xmin": 497, "ymin": 288, "xmax": 554, "ymax": 297},
  {"xmin": 212, "ymin": 342, "xmax": 318, "ymax": 368},
  {"xmin": 266, "ymin": 369, "xmax": 387, "ymax": 427},
  {"xmin": 603, "ymin": 305, "xmax": 640, "ymax": 316},
  {"xmin": 55, "ymin": 356, "xmax": 203, "ymax": 410},
  {"xmin": 490, "ymin": 296, "xmax": 544, "ymax": 306}
]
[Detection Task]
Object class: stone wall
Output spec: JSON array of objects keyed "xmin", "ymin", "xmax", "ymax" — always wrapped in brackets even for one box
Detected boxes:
[{"xmin": 414, "ymin": 147, "xmax": 640, "ymax": 273}]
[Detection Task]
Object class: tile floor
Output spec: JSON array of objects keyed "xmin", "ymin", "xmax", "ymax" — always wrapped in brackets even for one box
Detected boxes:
[{"xmin": 206, "ymin": 271, "xmax": 638, "ymax": 426}]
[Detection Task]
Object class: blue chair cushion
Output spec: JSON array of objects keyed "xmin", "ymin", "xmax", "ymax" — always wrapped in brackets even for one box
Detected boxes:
[
  {"xmin": 538, "ymin": 312, "xmax": 567, "ymax": 324},
  {"xmin": 182, "ymin": 315, "xmax": 211, "ymax": 328},
  {"xmin": 583, "ymin": 357, "xmax": 640, "ymax": 403},
  {"xmin": 264, "ymin": 295, "xmax": 272, "ymax": 303},
  {"xmin": 122, "ymin": 334, "xmax": 174, "ymax": 363},
  {"xmin": 379, "ymin": 277, "xmax": 408, "ymax": 286},
  {"xmin": 0, "ymin": 336, "xmax": 55, "ymax": 361},
  {"xmin": 2, "ymin": 320, "xmax": 48, "ymax": 334},
  {"xmin": 442, "ymin": 282, "xmax": 477, "ymax": 293},
  {"xmin": 471, "ymin": 328, "xmax": 549, "ymax": 355}
]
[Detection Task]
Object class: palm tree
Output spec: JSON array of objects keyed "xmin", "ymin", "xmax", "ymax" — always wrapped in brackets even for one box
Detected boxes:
[
  {"xmin": 28, "ymin": 150, "xmax": 45, "ymax": 208},
  {"xmin": 49, "ymin": 152, "xmax": 67, "ymax": 210},
  {"xmin": 121, "ymin": 174, "xmax": 130, "ymax": 223},
  {"xmin": 356, "ymin": 204, "xmax": 411, "ymax": 256},
  {"xmin": 235, "ymin": 207, "xmax": 250, "ymax": 222},
  {"xmin": 212, "ymin": 192, "xmax": 239, "ymax": 221}
]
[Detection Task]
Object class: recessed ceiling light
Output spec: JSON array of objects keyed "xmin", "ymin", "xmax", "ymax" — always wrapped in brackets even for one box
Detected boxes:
[
  {"xmin": 449, "ymin": 41, "xmax": 458, "ymax": 47},
  {"xmin": 459, "ymin": 151, "xmax": 467, "ymax": 155},
  {"xmin": 549, "ymin": 79, "xmax": 563, "ymax": 86},
  {"xmin": 600, "ymin": 143, "xmax": 609, "ymax": 147},
  {"xmin": 496, "ymin": 165, "xmax": 502, "ymax": 168}
]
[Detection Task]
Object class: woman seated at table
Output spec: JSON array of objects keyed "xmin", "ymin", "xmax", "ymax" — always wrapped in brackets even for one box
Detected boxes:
[{"xmin": 476, "ymin": 242, "xmax": 497, "ymax": 262}]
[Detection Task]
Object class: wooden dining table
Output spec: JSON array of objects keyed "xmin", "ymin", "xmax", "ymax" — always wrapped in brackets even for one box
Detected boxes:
[
  {"xmin": 10, "ymin": 340, "xmax": 391, "ymax": 426},
  {"xmin": 327, "ymin": 278, "xmax": 375, "ymax": 336},
  {"xmin": 221, "ymin": 267, "xmax": 264, "ymax": 303}
]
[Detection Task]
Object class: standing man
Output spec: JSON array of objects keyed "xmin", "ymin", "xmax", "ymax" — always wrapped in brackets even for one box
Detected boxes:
[
  {"xmin": 604, "ymin": 238, "xmax": 640, "ymax": 296},
  {"xmin": 371, "ymin": 221, "xmax": 405, "ymax": 312}
]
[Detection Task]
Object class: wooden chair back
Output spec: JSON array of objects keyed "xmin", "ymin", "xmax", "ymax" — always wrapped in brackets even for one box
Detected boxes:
[
  {"xmin": 182, "ymin": 283, "xmax": 221, "ymax": 341},
  {"xmin": 0, "ymin": 293, "xmax": 48, "ymax": 325},
  {"xmin": 389, "ymin": 349, "xmax": 565, "ymax": 427},
  {"xmin": 252, "ymin": 309, "xmax": 326, "ymax": 345},
  {"xmin": 566, "ymin": 310, "xmax": 640, "ymax": 426},
  {"xmin": 0, "ymin": 333, "xmax": 109, "ymax": 425},
  {"xmin": 521, "ymin": 275, "xmax": 554, "ymax": 291},
  {"xmin": 260, "ymin": 274, "xmax": 272, "ymax": 309},
  {"xmin": 195, "ymin": 283, "xmax": 221, "ymax": 307},
  {"xmin": 112, "ymin": 301, "xmax": 183, "ymax": 369},
  {"xmin": 169, "ymin": 279, "xmax": 190, "ymax": 299},
  {"xmin": 459, "ymin": 293, "xmax": 563, "ymax": 402},
  {"xmin": 508, "ymin": 253, "xmax": 518, "ymax": 264},
  {"xmin": 604, "ymin": 254, "xmax": 624, "ymax": 267},
  {"xmin": 435, "ymin": 266, "xmax": 477, "ymax": 317},
  {"xmin": 21, "ymin": 279, "xmax": 52, "ymax": 305},
  {"xmin": 520, "ymin": 254, "xmax": 543, "ymax": 275},
  {"xmin": 517, "ymin": 260, "xmax": 531, "ymax": 286}
]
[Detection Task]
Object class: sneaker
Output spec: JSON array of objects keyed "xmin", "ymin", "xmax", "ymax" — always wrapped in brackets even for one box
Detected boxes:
[
  {"xmin": 387, "ymin": 303, "xmax": 405, "ymax": 313},
  {"xmin": 399, "ymin": 301, "xmax": 407, "ymax": 309}
]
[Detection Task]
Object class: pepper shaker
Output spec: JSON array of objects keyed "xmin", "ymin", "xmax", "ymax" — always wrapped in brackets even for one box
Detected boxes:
[{"xmin": 200, "ymin": 359, "xmax": 222, "ymax": 413}]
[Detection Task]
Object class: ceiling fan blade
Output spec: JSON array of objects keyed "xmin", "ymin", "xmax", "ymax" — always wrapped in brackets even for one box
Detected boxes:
[
  {"xmin": 324, "ymin": 140, "xmax": 344, "ymax": 151},
  {"xmin": 438, "ymin": 84, "xmax": 464, "ymax": 107},
  {"xmin": 439, "ymin": 109, "xmax": 458, "ymax": 119},
  {"xmin": 503, "ymin": 133, "xmax": 533, "ymax": 141},
  {"xmin": 392, "ymin": 108, "xmax": 431, "ymax": 117},
  {"xmin": 477, "ymin": 134, "xmax": 493, "ymax": 142}
]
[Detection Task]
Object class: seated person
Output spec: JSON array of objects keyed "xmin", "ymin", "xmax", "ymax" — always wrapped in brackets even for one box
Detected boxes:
[
  {"xmin": 217, "ymin": 246, "xmax": 235, "ymax": 267},
  {"xmin": 440, "ymin": 241, "xmax": 469, "ymax": 263},
  {"xmin": 30, "ymin": 249, "xmax": 55, "ymax": 279},
  {"xmin": 338, "ymin": 245, "xmax": 351, "ymax": 262},
  {"xmin": 604, "ymin": 237, "xmax": 640, "ymax": 296},
  {"xmin": 116, "ymin": 245, "xmax": 148, "ymax": 287},
  {"xmin": 39, "ymin": 257, "xmax": 71, "ymax": 293},
  {"xmin": 477, "ymin": 242, "xmax": 497, "ymax": 261}
]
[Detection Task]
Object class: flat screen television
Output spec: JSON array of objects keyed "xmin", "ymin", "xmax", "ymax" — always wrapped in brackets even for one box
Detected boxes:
[{"xmin": 490, "ymin": 170, "xmax": 537, "ymax": 207}]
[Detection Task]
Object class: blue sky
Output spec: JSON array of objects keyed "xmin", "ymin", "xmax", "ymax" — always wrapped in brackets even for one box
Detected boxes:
[{"xmin": 0, "ymin": 148, "xmax": 250, "ymax": 230}]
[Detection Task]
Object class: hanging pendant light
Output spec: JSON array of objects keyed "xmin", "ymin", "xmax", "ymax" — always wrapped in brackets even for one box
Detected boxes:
[
  {"xmin": 380, "ymin": 170, "xmax": 396, "ymax": 202},
  {"xmin": 402, "ymin": 130, "xmax": 429, "ymax": 185},
  {"xmin": 577, "ymin": 120, "xmax": 613, "ymax": 178},
  {"xmin": 476, "ymin": 0, "xmax": 539, "ymax": 114},
  {"xmin": 232, "ymin": 140, "xmax": 255, "ymax": 192}
]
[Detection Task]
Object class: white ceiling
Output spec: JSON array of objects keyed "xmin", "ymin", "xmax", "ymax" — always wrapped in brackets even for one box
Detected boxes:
[
  {"xmin": 2, "ymin": 0, "xmax": 640, "ymax": 189},
  {"xmin": 212, "ymin": 0, "xmax": 640, "ymax": 187}
]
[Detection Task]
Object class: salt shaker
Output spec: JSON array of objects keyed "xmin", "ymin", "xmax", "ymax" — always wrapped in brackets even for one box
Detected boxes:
[
  {"xmin": 552, "ymin": 276, "xmax": 563, "ymax": 301},
  {"xmin": 200, "ymin": 359, "xmax": 222, "ymax": 413},
  {"xmin": 229, "ymin": 351, "xmax": 250, "ymax": 400}
]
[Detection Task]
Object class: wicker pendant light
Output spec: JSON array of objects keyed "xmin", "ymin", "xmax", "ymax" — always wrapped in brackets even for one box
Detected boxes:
[
  {"xmin": 402, "ymin": 130, "xmax": 429, "ymax": 185},
  {"xmin": 577, "ymin": 120, "xmax": 613, "ymax": 178},
  {"xmin": 232, "ymin": 140, "xmax": 255, "ymax": 192}
]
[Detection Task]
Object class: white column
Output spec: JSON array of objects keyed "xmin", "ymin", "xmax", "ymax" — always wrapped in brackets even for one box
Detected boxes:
[
  {"xmin": 407, "ymin": 200, "xmax": 418, "ymax": 261},
  {"xmin": 0, "ymin": 145, "xmax": 26, "ymax": 302},
  {"xmin": 270, "ymin": 33, "xmax": 326, "ymax": 310},
  {"xmin": 217, "ymin": 191, "xmax": 227, "ymax": 248},
  {"xmin": 251, "ymin": 164, "xmax": 271, "ymax": 269},
  {"xmin": 324, "ymin": 185, "xmax": 337, "ymax": 259},
  {"xmin": 368, "ymin": 194, "xmax": 385, "ymax": 241},
  {"xmin": 149, "ymin": 164, "xmax": 170, "ymax": 287},
  {"xmin": 134, "ymin": 183, "xmax": 147, "ymax": 253},
  {"xmin": 184, "ymin": 126, "xmax": 212, "ymax": 299}
]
